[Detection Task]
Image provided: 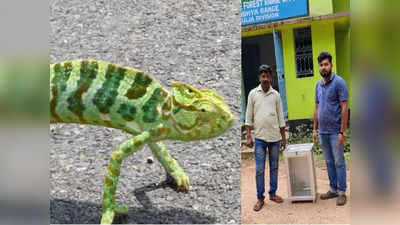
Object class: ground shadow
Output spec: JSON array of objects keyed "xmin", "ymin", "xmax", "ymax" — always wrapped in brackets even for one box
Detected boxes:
[
  {"xmin": 288, "ymin": 193, "xmax": 320, "ymax": 204},
  {"xmin": 50, "ymin": 181, "xmax": 216, "ymax": 224}
]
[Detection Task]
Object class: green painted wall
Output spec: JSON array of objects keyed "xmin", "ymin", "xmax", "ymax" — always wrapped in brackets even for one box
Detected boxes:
[
  {"xmin": 282, "ymin": 22, "xmax": 337, "ymax": 120},
  {"xmin": 333, "ymin": 0, "xmax": 350, "ymax": 13},
  {"xmin": 335, "ymin": 27, "xmax": 351, "ymax": 105},
  {"xmin": 309, "ymin": 0, "xmax": 333, "ymax": 16}
]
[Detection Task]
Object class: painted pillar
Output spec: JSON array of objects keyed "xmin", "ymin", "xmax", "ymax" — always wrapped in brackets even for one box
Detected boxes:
[{"xmin": 241, "ymin": 73, "xmax": 246, "ymax": 122}]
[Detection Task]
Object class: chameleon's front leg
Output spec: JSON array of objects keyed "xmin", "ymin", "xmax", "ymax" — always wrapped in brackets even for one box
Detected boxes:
[
  {"xmin": 101, "ymin": 131, "xmax": 151, "ymax": 225},
  {"xmin": 148, "ymin": 142, "xmax": 189, "ymax": 192}
]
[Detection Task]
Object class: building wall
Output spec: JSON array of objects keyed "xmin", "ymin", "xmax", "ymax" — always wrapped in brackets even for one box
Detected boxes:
[
  {"xmin": 281, "ymin": 21, "xmax": 337, "ymax": 120},
  {"xmin": 241, "ymin": 0, "xmax": 350, "ymax": 121},
  {"xmin": 309, "ymin": 0, "xmax": 333, "ymax": 16},
  {"xmin": 333, "ymin": 0, "xmax": 350, "ymax": 13},
  {"xmin": 335, "ymin": 27, "xmax": 351, "ymax": 105}
]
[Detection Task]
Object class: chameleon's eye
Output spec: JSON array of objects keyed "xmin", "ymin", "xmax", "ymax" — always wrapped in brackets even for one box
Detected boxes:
[
  {"xmin": 184, "ymin": 88, "xmax": 195, "ymax": 97},
  {"xmin": 201, "ymin": 108, "xmax": 206, "ymax": 112}
]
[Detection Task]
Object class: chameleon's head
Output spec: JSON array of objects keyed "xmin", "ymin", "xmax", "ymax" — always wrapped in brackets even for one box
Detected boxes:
[{"xmin": 170, "ymin": 82, "xmax": 234, "ymax": 141}]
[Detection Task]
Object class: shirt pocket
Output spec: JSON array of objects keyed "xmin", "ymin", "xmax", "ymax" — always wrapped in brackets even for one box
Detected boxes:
[
  {"xmin": 268, "ymin": 111, "xmax": 276, "ymax": 117},
  {"xmin": 266, "ymin": 111, "xmax": 278, "ymax": 129}
]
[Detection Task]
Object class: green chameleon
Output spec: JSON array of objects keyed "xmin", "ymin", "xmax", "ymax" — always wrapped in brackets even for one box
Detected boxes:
[{"xmin": 50, "ymin": 59, "xmax": 234, "ymax": 224}]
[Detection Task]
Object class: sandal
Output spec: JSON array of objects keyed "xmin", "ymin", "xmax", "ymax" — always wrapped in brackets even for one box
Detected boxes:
[
  {"xmin": 269, "ymin": 195, "xmax": 284, "ymax": 203},
  {"xmin": 253, "ymin": 200, "xmax": 264, "ymax": 211}
]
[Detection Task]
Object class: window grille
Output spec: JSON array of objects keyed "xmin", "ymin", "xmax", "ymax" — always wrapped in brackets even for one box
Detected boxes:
[{"xmin": 294, "ymin": 27, "xmax": 313, "ymax": 78}]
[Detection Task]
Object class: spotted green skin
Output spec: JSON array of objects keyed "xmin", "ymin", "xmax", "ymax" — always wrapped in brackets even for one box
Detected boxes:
[{"xmin": 50, "ymin": 59, "xmax": 234, "ymax": 224}]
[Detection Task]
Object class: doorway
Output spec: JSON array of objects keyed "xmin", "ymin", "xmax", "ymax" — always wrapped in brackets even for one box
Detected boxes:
[{"xmin": 241, "ymin": 32, "xmax": 288, "ymax": 121}]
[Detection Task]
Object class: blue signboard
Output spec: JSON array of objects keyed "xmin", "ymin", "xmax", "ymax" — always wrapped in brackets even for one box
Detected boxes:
[{"xmin": 242, "ymin": 0, "xmax": 309, "ymax": 26}]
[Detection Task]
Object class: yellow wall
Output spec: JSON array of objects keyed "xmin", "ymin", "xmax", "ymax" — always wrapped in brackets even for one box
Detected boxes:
[
  {"xmin": 333, "ymin": 0, "xmax": 350, "ymax": 13},
  {"xmin": 281, "ymin": 21, "xmax": 337, "ymax": 120},
  {"xmin": 309, "ymin": 0, "xmax": 333, "ymax": 16},
  {"xmin": 335, "ymin": 26, "xmax": 351, "ymax": 105}
]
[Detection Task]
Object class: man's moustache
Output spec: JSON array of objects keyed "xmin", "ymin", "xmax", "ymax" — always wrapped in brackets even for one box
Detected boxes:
[{"xmin": 320, "ymin": 71, "xmax": 329, "ymax": 77}]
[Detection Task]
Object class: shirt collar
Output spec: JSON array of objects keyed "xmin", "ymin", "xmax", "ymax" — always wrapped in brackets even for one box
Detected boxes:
[
  {"xmin": 256, "ymin": 84, "xmax": 273, "ymax": 94},
  {"xmin": 321, "ymin": 73, "xmax": 335, "ymax": 85}
]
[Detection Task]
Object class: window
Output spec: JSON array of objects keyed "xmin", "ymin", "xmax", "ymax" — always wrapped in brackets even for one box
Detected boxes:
[{"xmin": 294, "ymin": 26, "xmax": 313, "ymax": 78}]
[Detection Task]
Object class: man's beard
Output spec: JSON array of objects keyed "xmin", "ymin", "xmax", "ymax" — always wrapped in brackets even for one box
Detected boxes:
[
  {"xmin": 261, "ymin": 81, "xmax": 270, "ymax": 87},
  {"xmin": 320, "ymin": 70, "xmax": 331, "ymax": 78}
]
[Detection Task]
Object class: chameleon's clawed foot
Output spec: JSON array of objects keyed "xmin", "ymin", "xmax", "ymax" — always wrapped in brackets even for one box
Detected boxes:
[
  {"xmin": 100, "ymin": 204, "xmax": 128, "ymax": 225},
  {"xmin": 167, "ymin": 172, "xmax": 190, "ymax": 193},
  {"xmin": 101, "ymin": 209, "xmax": 115, "ymax": 225},
  {"xmin": 114, "ymin": 204, "xmax": 129, "ymax": 215}
]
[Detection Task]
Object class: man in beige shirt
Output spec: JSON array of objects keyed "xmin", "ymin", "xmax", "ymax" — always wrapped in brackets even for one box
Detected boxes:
[{"xmin": 245, "ymin": 65, "xmax": 286, "ymax": 211}]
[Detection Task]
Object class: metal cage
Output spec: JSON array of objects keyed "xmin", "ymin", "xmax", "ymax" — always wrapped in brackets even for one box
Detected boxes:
[{"xmin": 283, "ymin": 143, "xmax": 317, "ymax": 203}]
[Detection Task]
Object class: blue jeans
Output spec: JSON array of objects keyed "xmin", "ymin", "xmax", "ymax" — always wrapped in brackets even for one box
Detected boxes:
[
  {"xmin": 254, "ymin": 138, "xmax": 280, "ymax": 200},
  {"xmin": 319, "ymin": 134, "xmax": 347, "ymax": 193}
]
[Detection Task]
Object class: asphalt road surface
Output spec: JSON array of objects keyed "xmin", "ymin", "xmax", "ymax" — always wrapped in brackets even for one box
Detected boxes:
[{"xmin": 50, "ymin": 0, "xmax": 241, "ymax": 224}]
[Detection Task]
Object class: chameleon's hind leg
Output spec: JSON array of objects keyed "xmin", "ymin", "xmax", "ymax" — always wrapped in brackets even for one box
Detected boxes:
[
  {"xmin": 101, "ymin": 131, "xmax": 151, "ymax": 225},
  {"xmin": 148, "ymin": 142, "xmax": 189, "ymax": 192}
]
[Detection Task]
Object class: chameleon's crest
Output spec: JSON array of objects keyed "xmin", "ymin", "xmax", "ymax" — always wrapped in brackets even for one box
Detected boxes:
[
  {"xmin": 171, "ymin": 82, "xmax": 202, "ymax": 107},
  {"xmin": 170, "ymin": 82, "xmax": 234, "ymax": 141}
]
